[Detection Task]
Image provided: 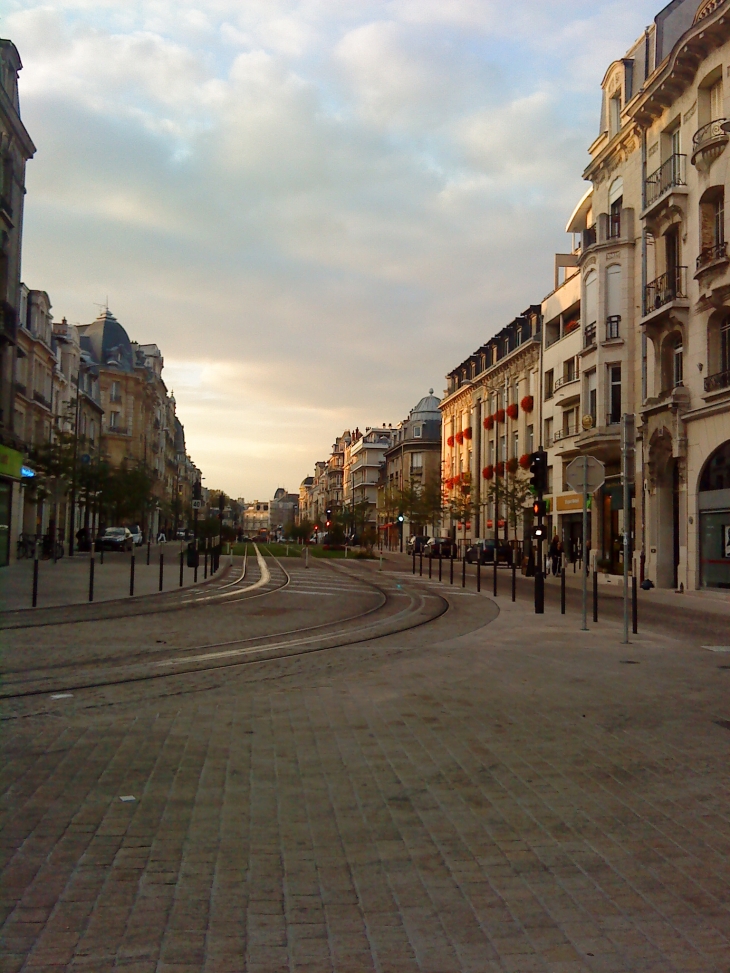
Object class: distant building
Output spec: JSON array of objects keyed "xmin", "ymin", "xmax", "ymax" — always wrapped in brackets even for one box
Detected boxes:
[{"xmin": 269, "ymin": 487, "xmax": 299, "ymax": 538}]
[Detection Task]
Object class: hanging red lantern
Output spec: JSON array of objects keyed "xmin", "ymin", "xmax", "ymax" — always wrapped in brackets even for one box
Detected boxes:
[
  {"xmin": 507, "ymin": 403, "xmax": 518, "ymax": 420},
  {"xmin": 483, "ymin": 415, "xmax": 494, "ymax": 430},
  {"xmin": 495, "ymin": 408, "xmax": 506, "ymax": 423},
  {"xmin": 520, "ymin": 395, "xmax": 534, "ymax": 413},
  {"xmin": 519, "ymin": 453, "xmax": 531, "ymax": 470},
  {"xmin": 482, "ymin": 465, "xmax": 494, "ymax": 480}
]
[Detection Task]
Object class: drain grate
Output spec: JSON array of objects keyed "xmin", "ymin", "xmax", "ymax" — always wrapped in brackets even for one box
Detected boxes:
[
  {"xmin": 714, "ymin": 720, "xmax": 730, "ymax": 731},
  {"xmin": 620, "ymin": 660, "xmax": 640, "ymax": 665},
  {"xmin": 719, "ymin": 665, "xmax": 730, "ymax": 670}
]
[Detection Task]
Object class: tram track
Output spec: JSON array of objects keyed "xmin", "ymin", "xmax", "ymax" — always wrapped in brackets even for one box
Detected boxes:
[{"xmin": 0, "ymin": 551, "xmax": 450, "ymax": 703}]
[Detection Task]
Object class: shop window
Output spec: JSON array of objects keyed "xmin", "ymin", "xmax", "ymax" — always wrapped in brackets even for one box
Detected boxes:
[{"xmin": 699, "ymin": 440, "xmax": 730, "ymax": 589}]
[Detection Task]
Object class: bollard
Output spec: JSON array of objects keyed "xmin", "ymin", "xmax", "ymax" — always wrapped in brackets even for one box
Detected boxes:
[
  {"xmin": 632, "ymin": 575, "xmax": 638, "ymax": 634},
  {"xmin": 379, "ymin": 555, "xmax": 383, "ymax": 571},
  {"xmin": 204, "ymin": 549, "xmax": 208, "ymax": 580},
  {"xmin": 194, "ymin": 541, "xmax": 199, "ymax": 583},
  {"xmin": 450, "ymin": 553, "xmax": 454, "ymax": 585},
  {"xmin": 412, "ymin": 552, "xmax": 416, "ymax": 575},
  {"xmin": 429, "ymin": 553, "xmax": 432, "ymax": 579},
  {"xmin": 179, "ymin": 550, "xmax": 184, "ymax": 587},
  {"xmin": 511, "ymin": 561, "xmax": 516, "ymax": 602},
  {"xmin": 147, "ymin": 539, "xmax": 151, "ymax": 566},
  {"xmin": 439, "ymin": 551, "xmax": 442, "ymax": 582},
  {"xmin": 305, "ymin": 547, "xmax": 309, "ymax": 569},
  {"xmin": 561, "ymin": 566, "xmax": 566, "ymax": 614},
  {"xmin": 159, "ymin": 552, "xmax": 164, "ymax": 592},
  {"xmin": 493, "ymin": 557, "xmax": 498, "ymax": 597},
  {"xmin": 100, "ymin": 543, "xmax": 104, "ymax": 565},
  {"xmin": 419, "ymin": 552, "xmax": 423, "ymax": 576},
  {"xmin": 32, "ymin": 543, "xmax": 39, "ymax": 608},
  {"xmin": 477, "ymin": 558, "xmax": 481, "ymax": 592},
  {"xmin": 462, "ymin": 554, "xmax": 466, "ymax": 588},
  {"xmin": 593, "ymin": 569, "xmax": 598, "ymax": 623},
  {"xmin": 130, "ymin": 552, "xmax": 135, "ymax": 596},
  {"xmin": 89, "ymin": 554, "xmax": 95, "ymax": 602}
]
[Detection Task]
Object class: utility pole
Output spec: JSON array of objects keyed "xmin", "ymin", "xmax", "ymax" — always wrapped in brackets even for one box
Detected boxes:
[
  {"xmin": 68, "ymin": 367, "xmax": 81, "ymax": 556},
  {"xmin": 529, "ymin": 450, "xmax": 548, "ymax": 613},
  {"xmin": 621, "ymin": 414, "xmax": 635, "ymax": 644}
]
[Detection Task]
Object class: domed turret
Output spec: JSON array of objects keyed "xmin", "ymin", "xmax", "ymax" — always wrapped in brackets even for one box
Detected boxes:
[{"xmin": 410, "ymin": 389, "xmax": 441, "ymax": 421}]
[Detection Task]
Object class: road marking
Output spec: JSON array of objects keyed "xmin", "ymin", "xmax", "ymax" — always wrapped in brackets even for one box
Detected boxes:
[{"xmin": 703, "ymin": 646, "xmax": 730, "ymax": 652}]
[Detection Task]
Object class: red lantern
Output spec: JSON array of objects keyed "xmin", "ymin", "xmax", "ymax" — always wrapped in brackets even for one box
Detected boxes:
[
  {"xmin": 455, "ymin": 430, "xmax": 464, "ymax": 445},
  {"xmin": 464, "ymin": 426, "xmax": 472, "ymax": 440},
  {"xmin": 495, "ymin": 408, "xmax": 506, "ymax": 423},
  {"xmin": 520, "ymin": 395, "xmax": 534, "ymax": 413},
  {"xmin": 519, "ymin": 453, "xmax": 531, "ymax": 470},
  {"xmin": 507, "ymin": 403, "xmax": 518, "ymax": 420},
  {"xmin": 506, "ymin": 456, "xmax": 518, "ymax": 474},
  {"xmin": 495, "ymin": 460, "xmax": 505, "ymax": 477},
  {"xmin": 482, "ymin": 465, "xmax": 494, "ymax": 480},
  {"xmin": 483, "ymin": 415, "xmax": 494, "ymax": 430},
  {"xmin": 447, "ymin": 434, "xmax": 455, "ymax": 447}
]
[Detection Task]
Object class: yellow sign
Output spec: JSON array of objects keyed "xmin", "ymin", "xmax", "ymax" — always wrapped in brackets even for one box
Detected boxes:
[
  {"xmin": 556, "ymin": 493, "xmax": 582, "ymax": 512},
  {"xmin": 0, "ymin": 444, "xmax": 23, "ymax": 480}
]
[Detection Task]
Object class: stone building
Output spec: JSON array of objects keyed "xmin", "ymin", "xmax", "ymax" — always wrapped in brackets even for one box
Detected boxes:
[
  {"xmin": 576, "ymin": 0, "xmax": 730, "ymax": 589},
  {"xmin": 0, "ymin": 40, "xmax": 35, "ymax": 566}
]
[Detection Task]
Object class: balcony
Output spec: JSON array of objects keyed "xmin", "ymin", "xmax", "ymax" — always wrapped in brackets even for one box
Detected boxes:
[
  {"xmin": 553, "ymin": 426, "xmax": 578, "ymax": 443},
  {"xmin": 583, "ymin": 321, "xmax": 597, "ymax": 349},
  {"xmin": 582, "ymin": 224, "xmax": 597, "ymax": 250},
  {"xmin": 644, "ymin": 267, "xmax": 687, "ymax": 314},
  {"xmin": 695, "ymin": 241, "xmax": 728, "ymax": 276},
  {"xmin": 15, "ymin": 381, "xmax": 27, "ymax": 397},
  {"xmin": 605, "ymin": 315, "xmax": 621, "ymax": 341},
  {"xmin": 33, "ymin": 390, "xmax": 51, "ymax": 410},
  {"xmin": 692, "ymin": 118, "xmax": 729, "ymax": 170},
  {"xmin": 704, "ymin": 368, "xmax": 730, "ymax": 394},
  {"xmin": 107, "ymin": 424, "xmax": 129, "ymax": 436},
  {"xmin": 643, "ymin": 153, "xmax": 687, "ymax": 212}
]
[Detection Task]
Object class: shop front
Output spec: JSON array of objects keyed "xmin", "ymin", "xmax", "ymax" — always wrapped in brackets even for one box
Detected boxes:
[
  {"xmin": 699, "ymin": 440, "xmax": 730, "ymax": 590},
  {"xmin": 556, "ymin": 492, "xmax": 590, "ymax": 562},
  {"xmin": 599, "ymin": 478, "xmax": 634, "ymax": 576},
  {"xmin": 0, "ymin": 444, "xmax": 23, "ymax": 567}
]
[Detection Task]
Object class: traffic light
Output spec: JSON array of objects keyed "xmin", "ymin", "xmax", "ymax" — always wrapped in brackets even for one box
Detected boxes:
[
  {"xmin": 532, "ymin": 499, "xmax": 546, "ymax": 518},
  {"xmin": 529, "ymin": 450, "xmax": 548, "ymax": 495},
  {"xmin": 397, "ymin": 513, "xmax": 404, "ymax": 523},
  {"xmin": 532, "ymin": 523, "xmax": 548, "ymax": 540},
  {"xmin": 326, "ymin": 507, "xmax": 332, "ymax": 519}
]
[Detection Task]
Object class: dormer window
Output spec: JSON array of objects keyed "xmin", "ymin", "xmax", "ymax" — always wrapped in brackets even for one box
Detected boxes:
[
  {"xmin": 609, "ymin": 92, "xmax": 621, "ymax": 138},
  {"xmin": 413, "ymin": 425, "xmax": 422, "ymax": 438}
]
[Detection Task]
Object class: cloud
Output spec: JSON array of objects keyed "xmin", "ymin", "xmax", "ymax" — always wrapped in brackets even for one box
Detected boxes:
[{"xmin": 6, "ymin": 0, "xmax": 660, "ymax": 498}]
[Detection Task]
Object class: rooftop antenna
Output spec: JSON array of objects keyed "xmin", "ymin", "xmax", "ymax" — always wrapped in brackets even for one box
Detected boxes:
[{"xmin": 93, "ymin": 297, "xmax": 109, "ymax": 316}]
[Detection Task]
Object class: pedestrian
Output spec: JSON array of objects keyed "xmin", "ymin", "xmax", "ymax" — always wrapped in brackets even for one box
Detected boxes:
[
  {"xmin": 157, "ymin": 529, "xmax": 166, "ymax": 544},
  {"xmin": 549, "ymin": 533, "xmax": 561, "ymax": 576}
]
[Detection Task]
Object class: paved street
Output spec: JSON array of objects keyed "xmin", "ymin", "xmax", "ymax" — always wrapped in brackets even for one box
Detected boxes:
[{"xmin": 1, "ymin": 553, "xmax": 729, "ymax": 973}]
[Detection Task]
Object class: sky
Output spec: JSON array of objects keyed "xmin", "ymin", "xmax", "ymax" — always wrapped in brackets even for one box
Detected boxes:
[{"xmin": 4, "ymin": 0, "xmax": 661, "ymax": 499}]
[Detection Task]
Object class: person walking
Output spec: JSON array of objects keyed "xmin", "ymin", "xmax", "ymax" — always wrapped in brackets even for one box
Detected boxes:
[
  {"xmin": 157, "ymin": 529, "xmax": 166, "ymax": 544},
  {"xmin": 549, "ymin": 533, "xmax": 561, "ymax": 576}
]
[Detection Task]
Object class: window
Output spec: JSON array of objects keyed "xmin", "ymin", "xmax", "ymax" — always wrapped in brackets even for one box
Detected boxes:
[
  {"xmin": 544, "ymin": 417, "xmax": 553, "ymax": 447},
  {"xmin": 499, "ymin": 435, "xmax": 506, "ymax": 462},
  {"xmin": 110, "ymin": 380, "xmax": 121, "ymax": 403},
  {"xmin": 608, "ymin": 177, "xmax": 623, "ymax": 238},
  {"xmin": 411, "ymin": 452, "xmax": 423, "ymax": 470},
  {"xmin": 544, "ymin": 369, "xmax": 554, "ymax": 399},
  {"xmin": 673, "ymin": 338, "xmax": 683, "ymax": 387},
  {"xmin": 512, "ymin": 431, "xmax": 519, "ymax": 458},
  {"xmin": 606, "ymin": 264, "xmax": 621, "ymax": 338},
  {"xmin": 586, "ymin": 370, "xmax": 597, "ymax": 424},
  {"xmin": 564, "ymin": 357, "xmax": 577, "ymax": 383},
  {"xmin": 609, "ymin": 365, "xmax": 622, "ymax": 424},
  {"xmin": 109, "ymin": 411, "xmax": 120, "ymax": 430},
  {"xmin": 526, "ymin": 424, "xmax": 534, "ymax": 453},
  {"xmin": 413, "ymin": 425, "xmax": 422, "ymax": 438},
  {"xmin": 488, "ymin": 440, "xmax": 495, "ymax": 464},
  {"xmin": 722, "ymin": 318, "xmax": 730, "ymax": 373},
  {"xmin": 546, "ymin": 465, "xmax": 554, "ymax": 495},
  {"xmin": 711, "ymin": 78, "xmax": 723, "ymax": 121},
  {"xmin": 609, "ymin": 93, "xmax": 621, "ymax": 138},
  {"xmin": 584, "ymin": 270, "xmax": 598, "ymax": 345}
]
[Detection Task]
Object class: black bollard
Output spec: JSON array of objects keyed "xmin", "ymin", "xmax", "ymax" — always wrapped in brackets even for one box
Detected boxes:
[
  {"xmin": 159, "ymin": 552, "xmax": 164, "ymax": 592},
  {"xmin": 450, "ymin": 552, "xmax": 454, "ymax": 585},
  {"xmin": 204, "ymin": 549, "xmax": 208, "ymax": 580},
  {"xmin": 632, "ymin": 575, "xmax": 638, "ymax": 634},
  {"xmin": 419, "ymin": 552, "xmax": 423, "ymax": 576},
  {"xmin": 439, "ymin": 551, "xmax": 442, "ymax": 582},
  {"xmin": 100, "ymin": 543, "xmax": 104, "ymax": 565},
  {"xmin": 89, "ymin": 554, "xmax": 95, "ymax": 602},
  {"xmin": 194, "ymin": 547, "xmax": 198, "ymax": 584},
  {"xmin": 493, "ymin": 557, "xmax": 497, "ymax": 597},
  {"xmin": 130, "ymin": 552, "xmax": 135, "ymax": 596},
  {"xmin": 512, "ymin": 561, "xmax": 516, "ymax": 602},
  {"xmin": 147, "ymin": 539, "xmax": 151, "ymax": 566},
  {"xmin": 561, "ymin": 566, "xmax": 566, "ymax": 614},
  {"xmin": 412, "ymin": 552, "xmax": 416, "ymax": 575},
  {"xmin": 462, "ymin": 554, "xmax": 466, "ymax": 588},
  {"xmin": 477, "ymin": 558, "xmax": 481, "ymax": 592},
  {"xmin": 179, "ymin": 550, "xmax": 184, "ymax": 587},
  {"xmin": 32, "ymin": 546, "xmax": 39, "ymax": 608},
  {"xmin": 429, "ymin": 552, "xmax": 432, "ymax": 579},
  {"xmin": 593, "ymin": 569, "xmax": 598, "ymax": 623}
]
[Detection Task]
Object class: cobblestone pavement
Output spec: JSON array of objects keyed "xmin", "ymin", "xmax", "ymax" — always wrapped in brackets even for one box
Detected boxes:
[{"xmin": 1, "ymin": 557, "xmax": 729, "ymax": 972}]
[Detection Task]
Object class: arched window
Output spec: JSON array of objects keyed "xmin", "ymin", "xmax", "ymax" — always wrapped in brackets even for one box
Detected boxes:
[
  {"xmin": 699, "ymin": 439, "xmax": 730, "ymax": 589},
  {"xmin": 584, "ymin": 270, "xmax": 598, "ymax": 345},
  {"xmin": 606, "ymin": 264, "xmax": 621, "ymax": 339},
  {"xmin": 673, "ymin": 336, "xmax": 683, "ymax": 387}
]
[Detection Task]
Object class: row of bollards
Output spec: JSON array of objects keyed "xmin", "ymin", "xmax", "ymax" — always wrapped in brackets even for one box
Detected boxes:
[
  {"xmin": 410, "ymin": 549, "xmax": 639, "ymax": 636},
  {"xmin": 29, "ymin": 540, "xmax": 224, "ymax": 608}
]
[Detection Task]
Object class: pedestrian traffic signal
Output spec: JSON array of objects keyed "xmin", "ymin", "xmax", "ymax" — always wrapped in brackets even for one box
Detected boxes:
[
  {"xmin": 529, "ymin": 450, "xmax": 548, "ymax": 494},
  {"xmin": 532, "ymin": 499, "xmax": 546, "ymax": 518},
  {"xmin": 397, "ymin": 513, "xmax": 404, "ymax": 523},
  {"xmin": 532, "ymin": 524, "xmax": 548, "ymax": 540}
]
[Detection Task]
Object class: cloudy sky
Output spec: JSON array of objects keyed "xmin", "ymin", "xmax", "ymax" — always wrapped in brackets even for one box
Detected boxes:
[{"xmin": 5, "ymin": 0, "xmax": 660, "ymax": 499}]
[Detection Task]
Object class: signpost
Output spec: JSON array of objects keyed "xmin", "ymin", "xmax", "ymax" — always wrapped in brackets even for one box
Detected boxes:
[{"xmin": 566, "ymin": 455, "xmax": 605, "ymax": 632}]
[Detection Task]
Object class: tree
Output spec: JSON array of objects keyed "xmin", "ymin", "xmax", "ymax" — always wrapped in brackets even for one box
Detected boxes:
[
  {"xmin": 485, "ymin": 471, "xmax": 532, "ymax": 541},
  {"xmin": 419, "ymin": 474, "xmax": 444, "ymax": 537},
  {"xmin": 448, "ymin": 487, "xmax": 473, "ymax": 550}
]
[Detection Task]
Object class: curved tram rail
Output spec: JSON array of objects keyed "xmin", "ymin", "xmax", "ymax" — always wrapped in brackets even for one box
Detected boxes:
[{"xmin": 1, "ymin": 545, "xmax": 449, "ymax": 702}]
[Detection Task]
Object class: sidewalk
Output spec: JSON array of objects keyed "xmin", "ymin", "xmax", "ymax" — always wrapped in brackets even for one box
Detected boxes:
[{"xmin": 0, "ymin": 543, "xmax": 212, "ymax": 612}]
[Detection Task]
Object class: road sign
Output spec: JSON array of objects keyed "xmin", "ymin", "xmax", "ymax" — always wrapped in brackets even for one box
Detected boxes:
[
  {"xmin": 192, "ymin": 499, "xmax": 202, "ymax": 509},
  {"xmin": 565, "ymin": 455, "xmax": 605, "ymax": 495}
]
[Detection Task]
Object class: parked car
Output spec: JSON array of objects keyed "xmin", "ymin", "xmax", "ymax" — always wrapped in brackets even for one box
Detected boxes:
[
  {"xmin": 407, "ymin": 535, "xmax": 429, "ymax": 554},
  {"xmin": 96, "ymin": 527, "xmax": 134, "ymax": 552},
  {"xmin": 465, "ymin": 540, "xmax": 513, "ymax": 565},
  {"xmin": 128, "ymin": 524, "xmax": 144, "ymax": 546},
  {"xmin": 426, "ymin": 537, "xmax": 455, "ymax": 557}
]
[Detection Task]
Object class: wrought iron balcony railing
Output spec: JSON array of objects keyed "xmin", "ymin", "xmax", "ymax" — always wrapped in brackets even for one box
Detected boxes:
[
  {"xmin": 33, "ymin": 390, "xmax": 51, "ymax": 409},
  {"xmin": 644, "ymin": 267, "xmax": 687, "ymax": 313},
  {"xmin": 704, "ymin": 368, "xmax": 730, "ymax": 393},
  {"xmin": 693, "ymin": 118, "xmax": 728, "ymax": 150},
  {"xmin": 696, "ymin": 241, "xmax": 727, "ymax": 272},
  {"xmin": 553, "ymin": 426, "xmax": 578, "ymax": 443},
  {"xmin": 554, "ymin": 374, "xmax": 579, "ymax": 392},
  {"xmin": 606, "ymin": 315, "xmax": 621, "ymax": 340},
  {"xmin": 582, "ymin": 224, "xmax": 597, "ymax": 249},
  {"xmin": 644, "ymin": 153, "xmax": 686, "ymax": 207}
]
